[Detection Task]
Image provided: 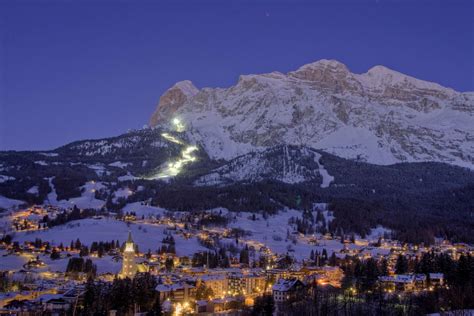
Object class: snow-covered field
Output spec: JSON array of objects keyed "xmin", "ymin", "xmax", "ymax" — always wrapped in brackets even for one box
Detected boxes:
[
  {"xmin": 13, "ymin": 216, "xmax": 207, "ymax": 257},
  {"xmin": 0, "ymin": 251, "xmax": 29, "ymax": 271},
  {"xmin": 122, "ymin": 202, "xmax": 167, "ymax": 218},
  {"xmin": 4, "ymin": 201, "xmax": 392, "ymax": 274},
  {"xmin": 0, "ymin": 249, "xmax": 122, "ymax": 274},
  {"xmin": 222, "ymin": 208, "xmax": 390, "ymax": 260},
  {"xmin": 118, "ymin": 172, "xmax": 138, "ymax": 182},
  {"xmin": 44, "ymin": 179, "xmax": 106, "ymax": 210},
  {"xmin": 0, "ymin": 195, "xmax": 25, "ymax": 209}
]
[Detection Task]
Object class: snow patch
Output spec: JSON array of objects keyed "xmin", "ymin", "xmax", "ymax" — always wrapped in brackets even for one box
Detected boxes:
[
  {"xmin": 109, "ymin": 161, "xmax": 131, "ymax": 168},
  {"xmin": 0, "ymin": 175, "xmax": 15, "ymax": 183},
  {"xmin": 40, "ymin": 152, "xmax": 59, "ymax": 157},
  {"xmin": 0, "ymin": 195, "xmax": 25, "ymax": 210},
  {"xmin": 27, "ymin": 186, "xmax": 39, "ymax": 195},
  {"xmin": 118, "ymin": 172, "xmax": 137, "ymax": 182}
]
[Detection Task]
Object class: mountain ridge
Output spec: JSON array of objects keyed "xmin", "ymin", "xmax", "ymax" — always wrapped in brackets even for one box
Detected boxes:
[{"xmin": 149, "ymin": 59, "xmax": 474, "ymax": 169}]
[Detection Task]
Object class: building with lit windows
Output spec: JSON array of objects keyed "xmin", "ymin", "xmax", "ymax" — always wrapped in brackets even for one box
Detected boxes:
[{"xmin": 120, "ymin": 231, "xmax": 137, "ymax": 278}]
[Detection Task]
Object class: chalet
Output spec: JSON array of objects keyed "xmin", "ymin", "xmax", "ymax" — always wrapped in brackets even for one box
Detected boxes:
[
  {"xmin": 2, "ymin": 299, "xmax": 42, "ymax": 315},
  {"xmin": 155, "ymin": 282, "xmax": 196, "ymax": 302},
  {"xmin": 414, "ymin": 274, "xmax": 427, "ymax": 288},
  {"xmin": 272, "ymin": 278, "xmax": 305, "ymax": 307},
  {"xmin": 299, "ymin": 266, "xmax": 344, "ymax": 287},
  {"xmin": 429, "ymin": 273, "xmax": 444, "ymax": 287},
  {"xmin": 44, "ymin": 298, "xmax": 71, "ymax": 313},
  {"xmin": 379, "ymin": 275, "xmax": 416, "ymax": 291}
]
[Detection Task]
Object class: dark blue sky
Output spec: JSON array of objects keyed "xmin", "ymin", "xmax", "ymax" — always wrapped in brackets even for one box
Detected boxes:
[{"xmin": 1, "ymin": 0, "xmax": 473, "ymax": 150}]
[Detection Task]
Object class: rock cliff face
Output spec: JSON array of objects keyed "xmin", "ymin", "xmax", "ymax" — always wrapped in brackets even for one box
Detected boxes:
[
  {"xmin": 149, "ymin": 59, "xmax": 474, "ymax": 168},
  {"xmin": 149, "ymin": 80, "xmax": 199, "ymax": 126}
]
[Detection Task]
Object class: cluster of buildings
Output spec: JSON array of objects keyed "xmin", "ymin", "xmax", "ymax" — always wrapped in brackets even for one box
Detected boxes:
[
  {"xmin": 0, "ymin": 284, "xmax": 85, "ymax": 315},
  {"xmin": 378, "ymin": 273, "xmax": 444, "ymax": 292},
  {"xmin": 2, "ymin": 207, "xmax": 473, "ymax": 315},
  {"xmin": 10, "ymin": 206, "xmax": 56, "ymax": 232},
  {"xmin": 113, "ymin": 232, "xmax": 344, "ymax": 314}
]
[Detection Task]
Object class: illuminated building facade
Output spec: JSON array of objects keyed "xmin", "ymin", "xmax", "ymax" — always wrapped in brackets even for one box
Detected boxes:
[{"xmin": 120, "ymin": 231, "xmax": 137, "ymax": 278}]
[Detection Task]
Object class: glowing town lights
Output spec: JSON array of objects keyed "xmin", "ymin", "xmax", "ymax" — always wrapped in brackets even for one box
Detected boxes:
[
  {"xmin": 173, "ymin": 303, "xmax": 183, "ymax": 316},
  {"xmin": 124, "ymin": 242, "xmax": 134, "ymax": 252},
  {"xmin": 173, "ymin": 301, "xmax": 191, "ymax": 316}
]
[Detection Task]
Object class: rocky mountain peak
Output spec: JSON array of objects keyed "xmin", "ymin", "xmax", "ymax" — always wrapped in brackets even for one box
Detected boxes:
[
  {"xmin": 297, "ymin": 59, "xmax": 350, "ymax": 71},
  {"xmin": 360, "ymin": 65, "xmax": 454, "ymax": 95},
  {"xmin": 172, "ymin": 80, "xmax": 199, "ymax": 96},
  {"xmin": 288, "ymin": 59, "xmax": 351, "ymax": 82}
]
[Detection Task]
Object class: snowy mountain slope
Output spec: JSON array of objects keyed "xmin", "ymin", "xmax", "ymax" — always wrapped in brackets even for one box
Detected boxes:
[
  {"xmin": 195, "ymin": 145, "xmax": 334, "ymax": 187},
  {"xmin": 149, "ymin": 59, "xmax": 474, "ymax": 168},
  {"xmin": 56, "ymin": 128, "xmax": 175, "ymax": 158}
]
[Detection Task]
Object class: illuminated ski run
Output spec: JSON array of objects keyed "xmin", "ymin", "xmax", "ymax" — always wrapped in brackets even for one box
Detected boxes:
[{"xmin": 146, "ymin": 118, "xmax": 198, "ymax": 180}]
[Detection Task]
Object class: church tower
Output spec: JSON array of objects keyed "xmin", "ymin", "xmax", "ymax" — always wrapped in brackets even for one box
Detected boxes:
[{"xmin": 120, "ymin": 231, "xmax": 137, "ymax": 278}]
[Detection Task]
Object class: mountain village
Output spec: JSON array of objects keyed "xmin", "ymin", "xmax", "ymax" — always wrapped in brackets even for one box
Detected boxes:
[{"xmin": 1, "ymin": 200, "xmax": 472, "ymax": 315}]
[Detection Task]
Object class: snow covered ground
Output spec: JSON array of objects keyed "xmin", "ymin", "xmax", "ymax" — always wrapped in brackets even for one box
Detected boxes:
[
  {"xmin": 0, "ymin": 251, "xmax": 29, "ymax": 271},
  {"xmin": 13, "ymin": 216, "xmax": 207, "ymax": 257},
  {"xmin": 44, "ymin": 179, "xmax": 106, "ymax": 210},
  {"xmin": 27, "ymin": 186, "xmax": 39, "ymax": 195},
  {"xmin": 150, "ymin": 59, "xmax": 474, "ymax": 169},
  {"xmin": 118, "ymin": 172, "xmax": 138, "ymax": 182},
  {"xmin": 122, "ymin": 202, "xmax": 167, "ymax": 218},
  {"xmin": 0, "ymin": 195, "xmax": 25, "ymax": 209},
  {"xmin": 109, "ymin": 161, "xmax": 131, "ymax": 168},
  {"xmin": 312, "ymin": 152, "xmax": 334, "ymax": 188},
  {"xmin": 0, "ymin": 175, "xmax": 15, "ymax": 183},
  {"xmin": 112, "ymin": 187, "xmax": 133, "ymax": 203},
  {"xmin": 4, "ymin": 201, "xmax": 392, "ymax": 274},
  {"xmin": 87, "ymin": 164, "xmax": 109, "ymax": 176},
  {"xmin": 203, "ymin": 207, "xmax": 390, "ymax": 261},
  {"xmin": 0, "ymin": 249, "xmax": 122, "ymax": 274}
]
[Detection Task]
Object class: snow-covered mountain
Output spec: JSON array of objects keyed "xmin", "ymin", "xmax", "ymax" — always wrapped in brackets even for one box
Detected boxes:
[
  {"xmin": 149, "ymin": 59, "xmax": 474, "ymax": 168},
  {"xmin": 194, "ymin": 145, "xmax": 334, "ymax": 187}
]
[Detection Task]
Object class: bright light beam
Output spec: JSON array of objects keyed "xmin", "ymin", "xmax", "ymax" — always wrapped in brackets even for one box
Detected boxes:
[
  {"xmin": 144, "ymin": 118, "xmax": 198, "ymax": 180},
  {"xmin": 172, "ymin": 118, "xmax": 185, "ymax": 132}
]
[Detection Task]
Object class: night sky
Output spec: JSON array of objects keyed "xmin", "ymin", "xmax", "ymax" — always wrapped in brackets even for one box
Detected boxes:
[{"xmin": 1, "ymin": 0, "xmax": 473, "ymax": 150}]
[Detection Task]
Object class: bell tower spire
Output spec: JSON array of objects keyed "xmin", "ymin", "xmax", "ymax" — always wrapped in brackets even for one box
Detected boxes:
[{"xmin": 120, "ymin": 230, "xmax": 137, "ymax": 278}]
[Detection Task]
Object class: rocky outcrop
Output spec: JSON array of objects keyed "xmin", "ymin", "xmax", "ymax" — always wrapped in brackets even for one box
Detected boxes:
[{"xmin": 149, "ymin": 80, "xmax": 199, "ymax": 126}]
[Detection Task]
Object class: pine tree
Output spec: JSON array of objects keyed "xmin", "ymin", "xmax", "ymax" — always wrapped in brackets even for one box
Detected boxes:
[
  {"xmin": 151, "ymin": 294, "xmax": 162, "ymax": 316},
  {"xmin": 329, "ymin": 252, "xmax": 337, "ymax": 266},
  {"xmin": 75, "ymin": 238, "xmax": 82, "ymax": 250},
  {"xmin": 395, "ymin": 254, "xmax": 409, "ymax": 274},
  {"xmin": 83, "ymin": 277, "xmax": 96, "ymax": 315},
  {"xmin": 50, "ymin": 248, "xmax": 60, "ymax": 260},
  {"xmin": 380, "ymin": 258, "xmax": 389, "ymax": 276},
  {"xmin": 240, "ymin": 246, "xmax": 250, "ymax": 265}
]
